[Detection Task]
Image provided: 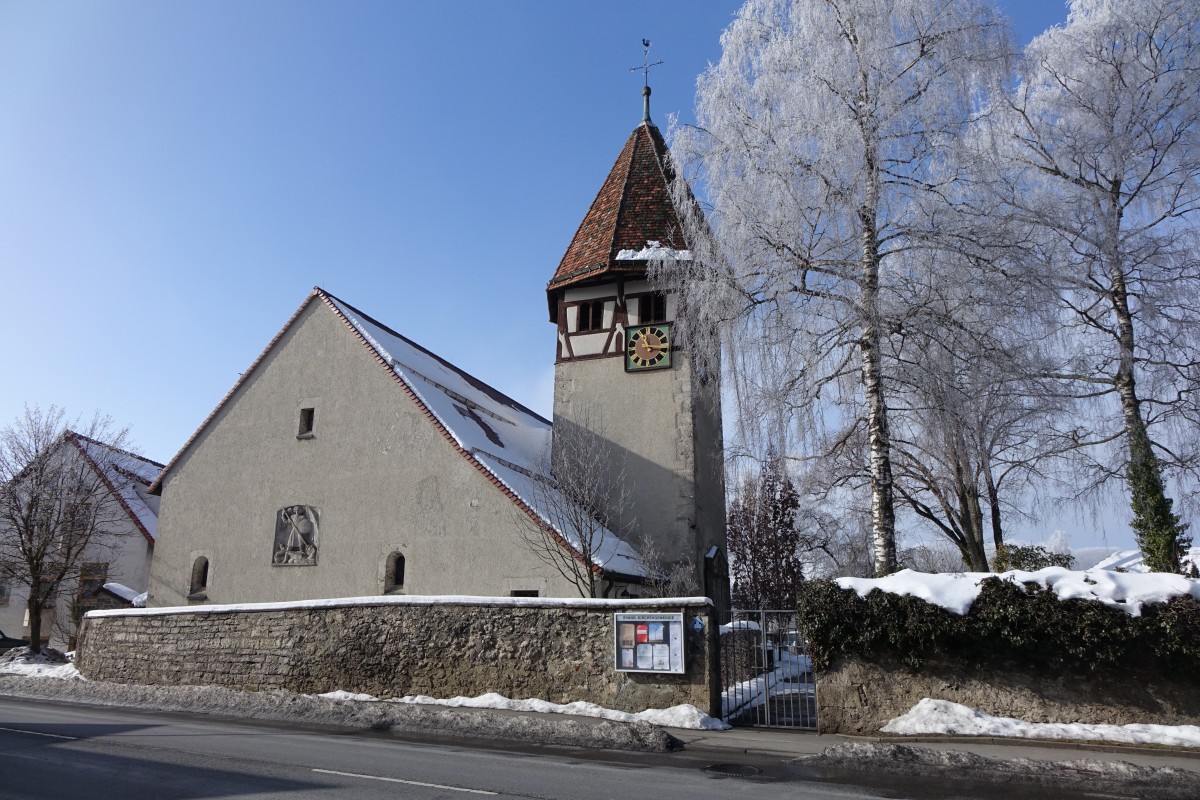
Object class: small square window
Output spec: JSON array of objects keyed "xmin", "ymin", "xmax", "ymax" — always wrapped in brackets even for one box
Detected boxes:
[{"xmin": 298, "ymin": 408, "xmax": 315, "ymax": 438}]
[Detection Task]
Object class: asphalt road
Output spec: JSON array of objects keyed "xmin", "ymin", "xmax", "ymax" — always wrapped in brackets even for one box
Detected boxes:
[{"xmin": 0, "ymin": 696, "xmax": 1117, "ymax": 800}]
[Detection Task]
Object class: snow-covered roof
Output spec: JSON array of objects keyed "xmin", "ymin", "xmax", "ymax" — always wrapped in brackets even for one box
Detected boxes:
[
  {"xmin": 101, "ymin": 582, "xmax": 141, "ymax": 604},
  {"xmin": 614, "ymin": 242, "xmax": 693, "ymax": 261},
  {"xmin": 68, "ymin": 433, "xmax": 162, "ymax": 542},
  {"xmin": 325, "ymin": 293, "xmax": 647, "ymax": 577},
  {"xmin": 1094, "ymin": 547, "xmax": 1200, "ymax": 575},
  {"xmin": 837, "ymin": 567, "xmax": 1200, "ymax": 617}
]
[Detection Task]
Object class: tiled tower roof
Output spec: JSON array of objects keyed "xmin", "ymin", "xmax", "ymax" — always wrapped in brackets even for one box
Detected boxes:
[{"xmin": 547, "ymin": 121, "xmax": 688, "ymax": 296}]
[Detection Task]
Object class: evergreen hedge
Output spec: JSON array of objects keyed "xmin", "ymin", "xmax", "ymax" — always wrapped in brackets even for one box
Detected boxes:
[{"xmin": 797, "ymin": 577, "xmax": 1200, "ymax": 678}]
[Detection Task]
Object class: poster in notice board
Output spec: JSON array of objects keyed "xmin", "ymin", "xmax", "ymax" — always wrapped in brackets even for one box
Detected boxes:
[{"xmin": 613, "ymin": 612, "xmax": 684, "ymax": 674}]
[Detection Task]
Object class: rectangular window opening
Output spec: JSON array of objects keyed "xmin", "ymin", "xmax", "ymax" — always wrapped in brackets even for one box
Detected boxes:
[
  {"xmin": 298, "ymin": 407, "xmax": 316, "ymax": 438},
  {"xmin": 645, "ymin": 293, "xmax": 667, "ymax": 323},
  {"xmin": 510, "ymin": 590, "xmax": 539, "ymax": 598}
]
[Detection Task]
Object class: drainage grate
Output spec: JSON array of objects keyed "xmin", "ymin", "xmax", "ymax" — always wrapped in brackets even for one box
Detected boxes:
[{"xmin": 704, "ymin": 764, "xmax": 763, "ymax": 778}]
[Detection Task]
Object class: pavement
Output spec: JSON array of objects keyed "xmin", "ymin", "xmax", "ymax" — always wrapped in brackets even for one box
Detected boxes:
[
  {"xmin": 669, "ymin": 722, "xmax": 1200, "ymax": 771},
  {"xmin": 5, "ymin": 671, "xmax": 1200, "ymax": 796}
]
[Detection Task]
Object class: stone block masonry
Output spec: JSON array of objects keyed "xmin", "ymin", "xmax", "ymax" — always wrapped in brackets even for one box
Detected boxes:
[
  {"xmin": 76, "ymin": 597, "xmax": 719, "ymax": 716},
  {"xmin": 818, "ymin": 656, "xmax": 1200, "ymax": 735}
]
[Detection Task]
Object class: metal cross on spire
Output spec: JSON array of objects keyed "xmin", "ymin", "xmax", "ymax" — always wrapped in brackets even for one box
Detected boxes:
[{"xmin": 629, "ymin": 38, "xmax": 663, "ymax": 122}]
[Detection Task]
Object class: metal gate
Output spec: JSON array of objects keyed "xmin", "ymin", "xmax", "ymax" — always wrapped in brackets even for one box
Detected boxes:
[{"xmin": 719, "ymin": 609, "xmax": 816, "ymax": 729}]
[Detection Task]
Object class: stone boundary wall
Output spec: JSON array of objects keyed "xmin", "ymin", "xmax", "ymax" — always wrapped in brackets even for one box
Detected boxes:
[
  {"xmin": 818, "ymin": 657, "xmax": 1200, "ymax": 735},
  {"xmin": 76, "ymin": 597, "xmax": 718, "ymax": 716}
]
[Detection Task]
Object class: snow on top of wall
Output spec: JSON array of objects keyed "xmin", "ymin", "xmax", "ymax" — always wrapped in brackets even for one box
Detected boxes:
[
  {"xmin": 327, "ymin": 295, "xmax": 646, "ymax": 577},
  {"xmin": 837, "ymin": 567, "xmax": 1200, "ymax": 617},
  {"xmin": 86, "ymin": 594, "xmax": 713, "ymax": 619}
]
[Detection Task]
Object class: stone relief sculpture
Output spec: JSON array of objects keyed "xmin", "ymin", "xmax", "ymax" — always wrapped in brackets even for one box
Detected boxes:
[{"xmin": 273, "ymin": 505, "xmax": 319, "ymax": 566}]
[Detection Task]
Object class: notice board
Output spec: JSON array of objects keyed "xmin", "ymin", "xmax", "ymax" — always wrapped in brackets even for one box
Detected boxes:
[{"xmin": 613, "ymin": 612, "xmax": 685, "ymax": 674}]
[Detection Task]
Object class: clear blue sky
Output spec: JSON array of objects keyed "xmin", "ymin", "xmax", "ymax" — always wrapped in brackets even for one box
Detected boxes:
[{"xmin": 5, "ymin": 2, "xmax": 1122, "ymax": 549}]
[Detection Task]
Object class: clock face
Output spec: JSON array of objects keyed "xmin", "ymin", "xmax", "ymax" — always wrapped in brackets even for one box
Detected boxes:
[{"xmin": 625, "ymin": 323, "xmax": 672, "ymax": 371}]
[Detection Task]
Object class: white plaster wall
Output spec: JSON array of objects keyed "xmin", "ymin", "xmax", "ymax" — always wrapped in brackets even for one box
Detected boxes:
[
  {"xmin": 149, "ymin": 301, "xmax": 581, "ymax": 608},
  {"xmin": 552, "ymin": 346, "xmax": 726, "ymax": 588}
]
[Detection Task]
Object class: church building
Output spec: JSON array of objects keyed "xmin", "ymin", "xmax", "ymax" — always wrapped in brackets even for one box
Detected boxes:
[{"xmin": 145, "ymin": 94, "xmax": 726, "ymax": 607}]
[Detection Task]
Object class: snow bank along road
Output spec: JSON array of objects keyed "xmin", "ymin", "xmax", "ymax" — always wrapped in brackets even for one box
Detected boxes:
[{"xmin": 5, "ymin": 683, "xmax": 1200, "ymax": 800}]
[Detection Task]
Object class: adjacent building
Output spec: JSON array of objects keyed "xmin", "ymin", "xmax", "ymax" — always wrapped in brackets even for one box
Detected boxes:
[{"xmin": 0, "ymin": 433, "xmax": 160, "ymax": 649}]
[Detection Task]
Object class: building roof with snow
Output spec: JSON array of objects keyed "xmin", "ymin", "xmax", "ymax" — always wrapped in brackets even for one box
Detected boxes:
[{"xmin": 67, "ymin": 432, "xmax": 163, "ymax": 543}]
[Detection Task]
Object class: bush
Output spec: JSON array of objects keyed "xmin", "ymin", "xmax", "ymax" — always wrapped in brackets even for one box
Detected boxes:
[
  {"xmin": 992, "ymin": 544, "xmax": 1073, "ymax": 572},
  {"xmin": 797, "ymin": 577, "xmax": 1200, "ymax": 679}
]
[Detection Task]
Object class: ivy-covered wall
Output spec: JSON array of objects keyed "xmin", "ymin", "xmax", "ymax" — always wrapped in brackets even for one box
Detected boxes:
[{"xmin": 799, "ymin": 578, "xmax": 1200, "ymax": 734}]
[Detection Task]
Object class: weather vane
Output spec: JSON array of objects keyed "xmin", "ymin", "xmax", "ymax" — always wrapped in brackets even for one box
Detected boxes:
[{"xmin": 630, "ymin": 39, "xmax": 663, "ymax": 122}]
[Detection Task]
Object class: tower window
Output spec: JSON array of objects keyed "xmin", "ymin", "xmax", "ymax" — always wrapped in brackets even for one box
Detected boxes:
[
  {"xmin": 384, "ymin": 552, "xmax": 406, "ymax": 594},
  {"xmin": 644, "ymin": 293, "xmax": 667, "ymax": 323},
  {"xmin": 298, "ymin": 407, "xmax": 315, "ymax": 438},
  {"xmin": 189, "ymin": 556, "xmax": 210, "ymax": 600},
  {"xmin": 575, "ymin": 300, "xmax": 606, "ymax": 332}
]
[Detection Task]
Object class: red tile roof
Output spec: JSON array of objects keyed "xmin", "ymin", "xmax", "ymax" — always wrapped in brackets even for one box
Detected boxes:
[{"xmin": 548, "ymin": 122, "xmax": 689, "ymax": 294}]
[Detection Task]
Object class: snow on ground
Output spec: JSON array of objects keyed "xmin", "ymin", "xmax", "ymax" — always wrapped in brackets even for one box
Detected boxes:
[
  {"xmin": 0, "ymin": 675, "xmax": 681, "ymax": 753},
  {"xmin": 314, "ymin": 689, "xmax": 728, "ymax": 730},
  {"xmin": 837, "ymin": 567, "xmax": 1200, "ymax": 616},
  {"xmin": 720, "ymin": 649, "xmax": 812, "ymax": 720},
  {"xmin": 884, "ymin": 699, "xmax": 1200, "ymax": 749},
  {"xmin": 0, "ymin": 647, "xmax": 722, "ymax": 731},
  {"xmin": 0, "ymin": 647, "xmax": 82, "ymax": 680}
]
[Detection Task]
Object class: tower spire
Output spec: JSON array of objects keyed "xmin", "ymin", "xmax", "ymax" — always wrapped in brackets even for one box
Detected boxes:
[{"xmin": 629, "ymin": 38, "xmax": 663, "ymax": 123}]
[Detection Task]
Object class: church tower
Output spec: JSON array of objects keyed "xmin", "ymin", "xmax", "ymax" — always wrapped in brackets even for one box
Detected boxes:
[{"xmin": 547, "ymin": 84, "xmax": 727, "ymax": 603}]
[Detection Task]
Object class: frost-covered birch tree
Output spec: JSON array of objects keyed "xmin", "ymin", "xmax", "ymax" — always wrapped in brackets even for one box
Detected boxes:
[
  {"xmin": 976, "ymin": 0, "xmax": 1200, "ymax": 572},
  {"xmin": 659, "ymin": 0, "xmax": 1008, "ymax": 576}
]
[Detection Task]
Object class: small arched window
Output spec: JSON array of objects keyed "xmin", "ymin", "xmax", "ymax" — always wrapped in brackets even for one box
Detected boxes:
[
  {"xmin": 189, "ymin": 556, "xmax": 209, "ymax": 600},
  {"xmin": 384, "ymin": 552, "xmax": 405, "ymax": 594}
]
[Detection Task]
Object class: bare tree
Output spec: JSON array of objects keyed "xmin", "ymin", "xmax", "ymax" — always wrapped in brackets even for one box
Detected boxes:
[
  {"xmin": 514, "ymin": 415, "xmax": 632, "ymax": 598},
  {"xmin": 975, "ymin": 0, "xmax": 1200, "ymax": 572},
  {"xmin": 658, "ymin": 0, "xmax": 1010, "ymax": 576},
  {"xmin": 0, "ymin": 406, "xmax": 134, "ymax": 653},
  {"xmin": 631, "ymin": 535, "xmax": 700, "ymax": 599},
  {"xmin": 898, "ymin": 541, "xmax": 969, "ymax": 573}
]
